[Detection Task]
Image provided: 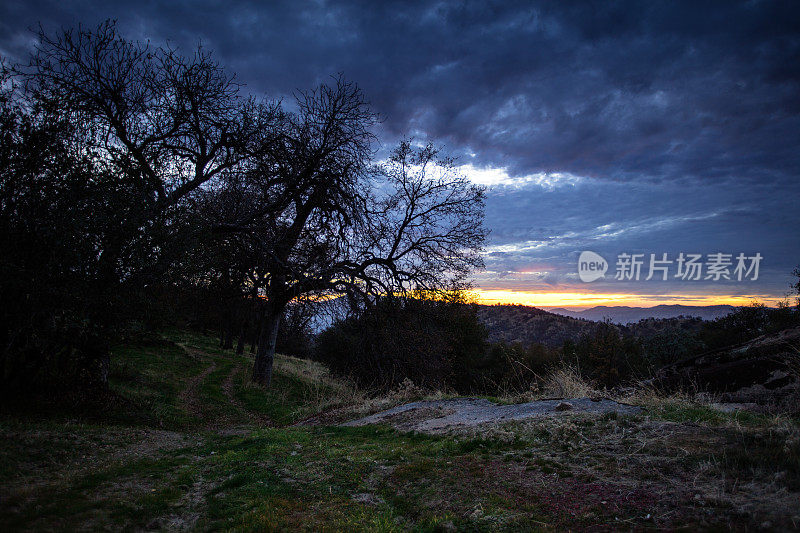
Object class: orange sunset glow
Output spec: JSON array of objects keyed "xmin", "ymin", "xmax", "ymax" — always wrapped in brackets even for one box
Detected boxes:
[{"xmin": 471, "ymin": 289, "xmax": 784, "ymax": 308}]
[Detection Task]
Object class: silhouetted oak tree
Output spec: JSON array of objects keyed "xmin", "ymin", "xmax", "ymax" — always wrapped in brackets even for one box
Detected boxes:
[
  {"xmin": 1, "ymin": 21, "xmax": 276, "ymax": 392},
  {"xmin": 216, "ymin": 79, "xmax": 487, "ymax": 386}
]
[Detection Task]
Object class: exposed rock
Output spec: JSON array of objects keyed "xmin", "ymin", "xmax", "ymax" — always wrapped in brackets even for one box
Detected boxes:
[
  {"xmin": 343, "ymin": 397, "xmax": 641, "ymax": 433},
  {"xmin": 555, "ymin": 401, "xmax": 574, "ymax": 411},
  {"xmin": 654, "ymin": 326, "xmax": 800, "ymax": 414}
]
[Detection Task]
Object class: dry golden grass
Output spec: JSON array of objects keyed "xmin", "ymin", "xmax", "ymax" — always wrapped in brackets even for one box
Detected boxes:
[{"xmin": 540, "ymin": 366, "xmax": 599, "ymax": 398}]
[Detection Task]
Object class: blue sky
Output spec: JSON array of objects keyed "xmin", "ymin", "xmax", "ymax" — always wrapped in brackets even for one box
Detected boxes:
[{"xmin": 2, "ymin": 0, "xmax": 798, "ymax": 306}]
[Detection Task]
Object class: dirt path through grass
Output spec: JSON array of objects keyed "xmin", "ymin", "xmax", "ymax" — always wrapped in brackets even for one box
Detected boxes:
[
  {"xmin": 221, "ymin": 362, "xmax": 273, "ymax": 426},
  {"xmin": 173, "ymin": 339, "xmax": 274, "ymax": 427},
  {"xmin": 0, "ymin": 425, "xmax": 191, "ymax": 527},
  {"xmin": 179, "ymin": 359, "xmax": 217, "ymax": 420}
]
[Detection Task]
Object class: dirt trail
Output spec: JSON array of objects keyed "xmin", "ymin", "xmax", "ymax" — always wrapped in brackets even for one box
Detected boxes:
[
  {"xmin": 221, "ymin": 363, "xmax": 273, "ymax": 426},
  {"xmin": 344, "ymin": 397, "xmax": 642, "ymax": 433},
  {"xmin": 179, "ymin": 361, "xmax": 217, "ymax": 419},
  {"xmin": 0, "ymin": 427, "xmax": 189, "ymax": 500},
  {"xmin": 176, "ymin": 341, "xmax": 272, "ymax": 427}
]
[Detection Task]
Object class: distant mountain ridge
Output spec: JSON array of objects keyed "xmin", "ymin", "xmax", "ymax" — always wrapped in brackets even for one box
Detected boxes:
[{"xmin": 542, "ymin": 304, "xmax": 736, "ymax": 324}]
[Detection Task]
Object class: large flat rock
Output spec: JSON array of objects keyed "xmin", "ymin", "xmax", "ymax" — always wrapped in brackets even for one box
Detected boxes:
[{"xmin": 343, "ymin": 397, "xmax": 641, "ymax": 433}]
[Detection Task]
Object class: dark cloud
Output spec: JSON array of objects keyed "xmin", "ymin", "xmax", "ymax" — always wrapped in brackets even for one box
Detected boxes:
[
  {"xmin": 3, "ymin": 1, "xmax": 798, "ymax": 181},
  {"xmin": 479, "ymin": 176, "xmax": 799, "ymax": 296},
  {"xmin": 1, "ymin": 0, "xmax": 798, "ymax": 298}
]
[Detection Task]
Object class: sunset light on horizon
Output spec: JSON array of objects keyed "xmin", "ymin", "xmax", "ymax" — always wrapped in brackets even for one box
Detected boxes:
[{"xmin": 471, "ymin": 289, "xmax": 785, "ymax": 309}]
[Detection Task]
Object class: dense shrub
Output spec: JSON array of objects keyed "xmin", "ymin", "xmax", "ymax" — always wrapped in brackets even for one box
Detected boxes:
[
  {"xmin": 314, "ymin": 290, "xmax": 800, "ymax": 395},
  {"xmin": 313, "ymin": 297, "xmax": 487, "ymax": 390},
  {"xmin": 639, "ymin": 325, "xmax": 706, "ymax": 367},
  {"xmin": 463, "ymin": 341, "xmax": 560, "ymax": 393},
  {"xmin": 562, "ymin": 322, "xmax": 647, "ymax": 388}
]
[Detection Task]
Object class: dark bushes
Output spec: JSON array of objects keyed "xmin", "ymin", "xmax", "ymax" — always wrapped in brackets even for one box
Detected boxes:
[
  {"xmin": 562, "ymin": 322, "xmax": 647, "ymax": 388},
  {"xmin": 314, "ymin": 297, "xmax": 487, "ymax": 390},
  {"xmin": 313, "ymin": 297, "xmax": 569, "ymax": 394},
  {"xmin": 699, "ymin": 302, "xmax": 799, "ymax": 351}
]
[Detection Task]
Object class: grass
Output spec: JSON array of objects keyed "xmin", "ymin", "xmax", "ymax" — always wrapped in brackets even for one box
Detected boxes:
[
  {"xmin": 234, "ymin": 355, "xmax": 363, "ymax": 426},
  {"xmin": 108, "ymin": 337, "xmax": 199, "ymax": 427},
  {"xmin": 1, "ymin": 329, "xmax": 799, "ymax": 531}
]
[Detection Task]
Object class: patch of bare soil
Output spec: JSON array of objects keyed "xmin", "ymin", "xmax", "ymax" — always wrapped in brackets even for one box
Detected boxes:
[
  {"xmin": 294, "ymin": 402, "xmax": 382, "ymax": 427},
  {"xmin": 143, "ymin": 477, "xmax": 214, "ymax": 531},
  {"xmin": 453, "ymin": 416, "xmax": 800, "ymax": 529},
  {"xmin": 372, "ymin": 406, "xmax": 457, "ymax": 432},
  {"xmin": 292, "ymin": 407, "xmax": 350, "ymax": 427},
  {"xmin": 344, "ymin": 397, "xmax": 642, "ymax": 433}
]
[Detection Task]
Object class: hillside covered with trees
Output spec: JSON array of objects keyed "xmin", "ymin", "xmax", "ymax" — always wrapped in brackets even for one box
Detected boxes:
[{"xmin": 477, "ymin": 304, "xmax": 596, "ymax": 347}]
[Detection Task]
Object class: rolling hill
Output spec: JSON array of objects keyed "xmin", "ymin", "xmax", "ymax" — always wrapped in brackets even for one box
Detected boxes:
[
  {"xmin": 542, "ymin": 304, "xmax": 736, "ymax": 324},
  {"xmin": 476, "ymin": 304, "xmax": 596, "ymax": 347}
]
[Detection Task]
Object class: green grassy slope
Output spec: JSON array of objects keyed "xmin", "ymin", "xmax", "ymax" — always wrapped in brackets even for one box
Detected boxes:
[
  {"xmin": 1, "ymin": 330, "xmax": 798, "ymax": 531},
  {"xmin": 105, "ymin": 330, "xmax": 363, "ymax": 429}
]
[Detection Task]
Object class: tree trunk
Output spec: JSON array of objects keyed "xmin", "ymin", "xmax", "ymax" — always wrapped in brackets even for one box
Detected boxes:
[
  {"xmin": 235, "ymin": 318, "xmax": 247, "ymax": 355},
  {"xmin": 249, "ymin": 309, "xmax": 260, "ymax": 354},
  {"xmin": 223, "ymin": 322, "xmax": 234, "ymax": 350},
  {"xmin": 252, "ymin": 307, "xmax": 281, "ymax": 387}
]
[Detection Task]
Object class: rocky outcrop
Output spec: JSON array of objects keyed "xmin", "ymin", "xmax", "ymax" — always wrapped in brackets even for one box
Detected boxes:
[
  {"xmin": 343, "ymin": 397, "xmax": 641, "ymax": 433},
  {"xmin": 654, "ymin": 327, "xmax": 800, "ymax": 414}
]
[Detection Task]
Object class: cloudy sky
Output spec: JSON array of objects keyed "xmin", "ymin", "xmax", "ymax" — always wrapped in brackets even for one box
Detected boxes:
[{"xmin": 2, "ymin": 1, "xmax": 798, "ymax": 307}]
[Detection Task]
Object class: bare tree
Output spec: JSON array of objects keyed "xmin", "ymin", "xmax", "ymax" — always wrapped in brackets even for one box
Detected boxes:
[
  {"xmin": 25, "ymin": 21, "xmax": 276, "ymax": 212},
  {"xmin": 2, "ymin": 21, "xmax": 485, "ymax": 394},
  {"xmin": 218, "ymin": 78, "xmax": 486, "ymax": 386}
]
